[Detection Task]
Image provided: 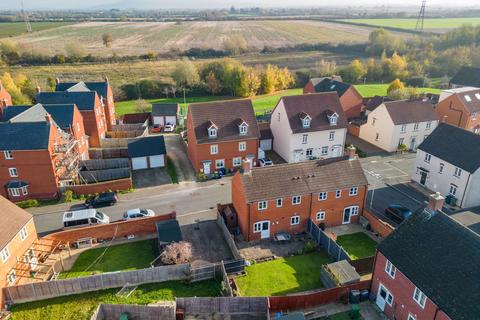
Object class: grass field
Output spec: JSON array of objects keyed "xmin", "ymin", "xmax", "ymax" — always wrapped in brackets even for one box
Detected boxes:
[
  {"xmin": 59, "ymin": 239, "xmax": 157, "ymax": 279},
  {"xmin": 0, "ymin": 22, "xmax": 72, "ymax": 38},
  {"xmin": 7, "ymin": 20, "xmax": 377, "ymax": 56},
  {"xmin": 235, "ymin": 252, "xmax": 331, "ymax": 296},
  {"xmin": 9, "ymin": 279, "xmax": 220, "ymax": 320},
  {"xmin": 338, "ymin": 17, "xmax": 480, "ymax": 32},
  {"xmin": 336, "ymin": 232, "xmax": 377, "ymax": 260},
  {"xmin": 355, "ymin": 84, "xmax": 441, "ymax": 97}
]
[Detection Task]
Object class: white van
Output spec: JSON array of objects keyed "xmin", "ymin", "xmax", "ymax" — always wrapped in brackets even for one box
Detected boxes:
[{"xmin": 62, "ymin": 209, "xmax": 110, "ymax": 229}]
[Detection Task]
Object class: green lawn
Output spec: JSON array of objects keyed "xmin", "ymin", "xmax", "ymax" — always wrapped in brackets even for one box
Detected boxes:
[
  {"xmin": 59, "ymin": 239, "xmax": 157, "ymax": 279},
  {"xmin": 9, "ymin": 279, "xmax": 220, "ymax": 320},
  {"xmin": 0, "ymin": 22, "xmax": 73, "ymax": 38},
  {"xmin": 354, "ymin": 84, "xmax": 440, "ymax": 97},
  {"xmin": 235, "ymin": 252, "xmax": 332, "ymax": 296},
  {"xmin": 338, "ymin": 17, "xmax": 480, "ymax": 30},
  {"xmin": 336, "ymin": 232, "xmax": 377, "ymax": 260}
]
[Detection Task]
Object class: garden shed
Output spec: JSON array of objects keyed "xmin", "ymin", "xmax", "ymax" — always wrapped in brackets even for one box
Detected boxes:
[
  {"xmin": 156, "ymin": 219, "xmax": 182, "ymax": 247},
  {"xmin": 320, "ymin": 260, "xmax": 361, "ymax": 288}
]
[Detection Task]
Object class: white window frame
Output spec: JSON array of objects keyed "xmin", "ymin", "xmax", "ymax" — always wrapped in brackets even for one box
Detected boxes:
[
  {"xmin": 21, "ymin": 186, "xmax": 28, "ymax": 196},
  {"xmin": 1, "ymin": 246, "xmax": 10, "ymax": 262},
  {"xmin": 258, "ymin": 201, "xmax": 268, "ymax": 211},
  {"xmin": 426, "ymin": 121, "xmax": 432, "ymax": 129},
  {"xmin": 413, "ymin": 287, "xmax": 427, "ymax": 309},
  {"xmin": 401, "ymin": 124, "xmax": 407, "ymax": 133},
  {"xmin": 4, "ymin": 150, "xmax": 13, "ymax": 160},
  {"xmin": 77, "ymin": 122, "xmax": 81, "ymax": 131},
  {"xmin": 306, "ymin": 148, "xmax": 313, "ymax": 157},
  {"xmin": 208, "ymin": 128, "xmax": 217, "ymax": 138},
  {"xmin": 424, "ymin": 153, "xmax": 431, "ymax": 163},
  {"xmin": 233, "ymin": 157, "xmax": 242, "ymax": 167},
  {"xmin": 302, "ymin": 134, "xmax": 308, "ymax": 144},
  {"xmin": 349, "ymin": 187, "xmax": 358, "ymax": 196},
  {"xmin": 449, "ymin": 184, "xmax": 457, "ymax": 196},
  {"xmin": 19, "ymin": 226, "xmax": 28, "ymax": 241},
  {"xmin": 413, "ymin": 123, "xmax": 419, "ymax": 131},
  {"xmin": 9, "ymin": 188, "xmax": 20, "ymax": 197},
  {"xmin": 385, "ymin": 260, "xmax": 396, "ymax": 279},
  {"xmin": 292, "ymin": 195, "xmax": 301, "ymax": 205},
  {"xmin": 329, "ymin": 115, "xmax": 338, "ymax": 126},
  {"xmin": 398, "ymin": 138, "xmax": 404, "ymax": 146},
  {"xmin": 329, "ymin": 131, "xmax": 335, "ymax": 141},
  {"xmin": 335, "ymin": 189, "xmax": 342, "ymax": 198},
  {"xmin": 239, "ymin": 141, "xmax": 247, "ymax": 152},
  {"xmin": 210, "ymin": 144, "xmax": 218, "ymax": 155},
  {"xmin": 454, "ymin": 167, "xmax": 462, "ymax": 178},
  {"xmin": 318, "ymin": 192, "xmax": 327, "ymax": 201},
  {"xmin": 239, "ymin": 124, "xmax": 248, "ymax": 135},
  {"xmin": 253, "ymin": 222, "xmax": 262, "ymax": 233},
  {"xmin": 215, "ymin": 159, "xmax": 224, "ymax": 169},
  {"xmin": 8, "ymin": 168, "xmax": 18, "ymax": 177},
  {"xmin": 7, "ymin": 270, "xmax": 16, "ymax": 286},
  {"xmin": 276, "ymin": 198, "xmax": 283, "ymax": 208},
  {"xmin": 302, "ymin": 118, "xmax": 310, "ymax": 128},
  {"xmin": 407, "ymin": 314, "xmax": 416, "ymax": 320},
  {"xmin": 439, "ymin": 163, "xmax": 444, "ymax": 174},
  {"xmin": 345, "ymin": 205, "xmax": 359, "ymax": 215},
  {"xmin": 316, "ymin": 211, "xmax": 325, "ymax": 221},
  {"xmin": 290, "ymin": 215, "xmax": 300, "ymax": 225},
  {"xmin": 321, "ymin": 146, "xmax": 328, "ymax": 156}
]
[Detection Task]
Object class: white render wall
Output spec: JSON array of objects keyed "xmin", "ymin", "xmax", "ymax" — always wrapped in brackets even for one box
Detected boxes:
[
  {"xmin": 462, "ymin": 168, "xmax": 480, "ymax": 208},
  {"xmin": 270, "ymin": 99, "xmax": 346, "ymax": 163}
]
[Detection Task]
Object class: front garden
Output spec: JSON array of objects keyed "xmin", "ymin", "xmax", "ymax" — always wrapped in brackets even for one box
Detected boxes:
[{"xmin": 336, "ymin": 232, "xmax": 377, "ymax": 260}]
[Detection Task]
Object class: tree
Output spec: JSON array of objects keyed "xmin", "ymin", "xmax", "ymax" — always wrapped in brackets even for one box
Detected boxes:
[
  {"xmin": 134, "ymin": 99, "xmax": 150, "ymax": 113},
  {"xmin": 261, "ymin": 64, "xmax": 278, "ymax": 94},
  {"xmin": 162, "ymin": 86, "xmax": 170, "ymax": 98},
  {"xmin": 316, "ymin": 59, "xmax": 337, "ymax": 77},
  {"xmin": 102, "ymin": 33, "xmax": 113, "ymax": 48},
  {"xmin": 276, "ymin": 67, "xmax": 295, "ymax": 90},
  {"xmin": 390, "ymin": 52, "xmax": 409, "ymax": 79},
  {"xmin": 205, "ymin": 71, "xmax": 222, "ymax": 95},
  {"xmin": 223, "ymin": 34, "xmax": 248, "ymax": 55},
  {"xmin": 171, "ymin": 59, "xmax": 199, "ymax": 89},
  {"xmin": 238, "ymin": 66, "xmax": 261, "ymax": 97},
  {"xmin": 64, "ymin": 41, "xmax": 86, "ymax": 61},
  {"xmin": 340, "ymin": 59, "xmax": 366, "ymax": 83},
  {"xmin": 387, "ymin": 79, "xmax": 405, "ymax": 95},
  {"xmin": 1, "ymin": 72, "xmax": 30, "ymax": 105},
  {"xmin": 46, "ymin": 77, "xmax": 56, "ymax": 92},
  {"xmin": 160, "ymin": 241, "xmax": 192, "ymax": 265}
]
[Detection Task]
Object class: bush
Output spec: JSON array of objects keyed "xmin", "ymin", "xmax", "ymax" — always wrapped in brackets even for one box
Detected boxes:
[
  {"xmin": 303, "ymin": 241, "xmax": 316, "ymax": 254},
  {"xmin": 160, "ymin": 241, "xmax": 192, "ymax": 265},
  {"xmin": 63, "ymin": 190, "xmax": 74, "ymax": 202},
  {"xmin": 16, "ymin": 199, "xmax": 39, "ymax": 209},
  {"xmin": 405, "ymin": 76, "xmax": 430, "ymax": 88}
]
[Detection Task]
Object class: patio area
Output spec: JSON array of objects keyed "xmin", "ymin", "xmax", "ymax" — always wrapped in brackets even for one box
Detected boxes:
[{"xmin": 236, "ymin": 233, "xmax": 313, "ymax": 260}]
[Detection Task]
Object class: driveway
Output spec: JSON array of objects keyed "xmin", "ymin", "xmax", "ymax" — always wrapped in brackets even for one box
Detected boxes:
[
  {"xmin": 347, "ymin": 133, "xmax": 389, "ymax": 157},
  {"xmin": 164, "ymin": 134, "xmax": 196, "ymax": 182},
  {"xmin": 132, "ymin": 168, "xmax": 172, "ymax": 188}
]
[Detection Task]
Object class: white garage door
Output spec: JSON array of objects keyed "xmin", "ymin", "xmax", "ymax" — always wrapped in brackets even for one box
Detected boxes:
[
  {"xmin": 153, "ymin": 116, "xmax": 164, "ymax": 126},
  {"xmin": 260, "ymin": 139, "xmax": 272, "ymax": 151},
  {"xmin": 131, "ymin": 157, "xmax": 148, "ymax": 170},
  {"xmin": 165, "ymin": 116, "xmax": 176, "ymax": 125},
  {"xmin": 149, "ymin": 155, "xmax": 165, "ymax": 168}
]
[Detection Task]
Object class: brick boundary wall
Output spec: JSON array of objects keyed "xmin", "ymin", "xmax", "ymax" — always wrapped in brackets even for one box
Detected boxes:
[
  {"xmin": 362, "ymin": 210, "xmax": 394, "ymax": 238},
  {"xmin": 347, "ymin": 123, "xmax": 361, "ymax": 137},
  {"xmin": 66, "ymin": 178, "xmax": 133, "ymax": 196},
  {"xmin": 91, "ymin": 304, "xmax": 175, "ymax": 320},
  {"xmin": 42, "ymin": 212, "xmax": 176, "ymax": 244}
]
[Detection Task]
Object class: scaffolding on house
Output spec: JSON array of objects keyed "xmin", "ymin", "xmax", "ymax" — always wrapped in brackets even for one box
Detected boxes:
[{"xmin": 53, "ymin": 133, "xmax": 81, "ymax": 186}]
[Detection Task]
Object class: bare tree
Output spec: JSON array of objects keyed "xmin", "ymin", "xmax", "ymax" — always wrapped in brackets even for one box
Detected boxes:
[
  {"xmin": 102, "ymin": 33, "xmax": 113, "ymax": 48},
  {"xmin": 160, "ymin": 241, "xmax": 192, "ymax": 265},
  {"xmin": 163, "ymin": 86, "xmax": 169, "ymax": 98},
  {"xmin": 170, "ymin": 86, "xmax": 177, "ymax": 98}
]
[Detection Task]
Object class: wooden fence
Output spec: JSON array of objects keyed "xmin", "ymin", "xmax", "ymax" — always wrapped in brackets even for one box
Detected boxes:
[
  {"xmin": 176, "ymin": 297, "xmax": 269, "ymax": 319},
  {"xmin": 216, "ymin": 212, "xmax": 242, "ymax": 260},
  {"xmin": 268, "ymin": 280, "xmax": 371, "ymax": 313},
  {"xmin": 91, "ymin": 303, "xmax": 175, "ymax": 320},
  {"xmin": 350, "ymin": 256, "xmax": 375, "ymax": 275},
  {"xmin": 307, "ymin": 219, "xmax": 350, "ymax": 262}
]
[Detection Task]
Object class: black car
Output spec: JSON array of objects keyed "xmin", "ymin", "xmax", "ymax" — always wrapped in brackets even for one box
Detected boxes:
[
  {"xmin": 85, "ymin": 192, "xmax": 118, "ymax": 208},
  {"xmin": 385, "ymin": 204, "xmax": 412, "ymax": 223}
]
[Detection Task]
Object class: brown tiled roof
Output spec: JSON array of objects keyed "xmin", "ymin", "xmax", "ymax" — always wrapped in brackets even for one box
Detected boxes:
[
  {"xmin": 453, "ymin": 88, "xmax": 480, "ymax": 113},
  {"xmin": 279, "ymin": 93, "xmax": 348, "ymax": 133},
  {"xmin": 239, "ymin": 157, "xmax": 368, "ymax": 203},
  {"xmin": 189, "ymin": 99, "xmax": 260, "ymax": 144},
  {"xmin": 384, "ymin": 100, "xmax": 439, "ymax": 125},
  {"xmin": 0, "ymin": 196, "xmax": 33, "ymax": 249},
  {"xmin": 258, "ymin": 122, "xmax": 273, "ymax": 140},
  {"xmin": 365, "ymin": 96, "xmax": 392, "ymax": 112}
]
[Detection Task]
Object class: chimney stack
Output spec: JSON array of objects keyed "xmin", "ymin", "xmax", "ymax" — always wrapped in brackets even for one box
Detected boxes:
[
  {"xmin": 45, "ymin": 113, "xmax": 52, "ymax": 124},
  {"xmin": 346, "ymin": 145, "xmax": 357, "ymax": 160},
  {"xmin": 36, "ymin": 86, "xmax": 41, "ymax": 93},
  {"xmin": 242, "ymin": 159, "xmax": 251, "ymax": 175},
  {"xmin": 55, "ymin": 78, "xmax": 60, "ymax": 85},
  {"xmin": 428, "ymin": 192, "xmax": 445, "ymax": 212}
]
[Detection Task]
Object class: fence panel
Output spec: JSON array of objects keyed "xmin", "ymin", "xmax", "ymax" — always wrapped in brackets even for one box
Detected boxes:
[
  {"xmin": 176, "ymin": 297, "xmax": 269, "ymax": 318},
  {"xmin": 216, "ymin": 212, "xmax": 242, "ymax": 260},
  {"xmin": 307, "ymin": 219, "xmax": 350, "ymax": 262}
]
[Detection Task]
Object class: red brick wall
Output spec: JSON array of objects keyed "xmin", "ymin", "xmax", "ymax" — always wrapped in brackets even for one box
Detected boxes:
[
  {"xmin": 81, "ymin": 104, "xmax": 106, "ymax": 148},
  {"xmin": 363, "ymin": 210, "xmax": 394, "ymax": 238},
  {"xmin": 42, "ymin": 212, "xmax": 176, "ymax": 243},
  {"xmin": 66, "ymin": 178, "xmax": 132, "ymax": 196},
  {"xmin": 70, "ymin": 106, "xmax": 89, "ymax": 159},
  {"xmin": 103, "ymin": 84, "xmax": 116, "ymax": 131},
  {"xmin": 232, "ymin": 172, "xmax": 251, "ymax": 240},
  {"xmin": 0, "ymin": 83, "xmax": 12, "ymax": 107},
  {"xmin": 371, "ymin": 252, "xmax": 450, "ymax": 320},
  {"xmin": 303, "ymin": 80, "xmax": 315, "ymax": 94},
  {"xmin": 340, "ymin": 87, "xmax": 364, "ymax": 119},
  {"xmin": 436, "ymin": 94, "xmax": 479, "ymax": 132},
  {"xmin": 347, "ymin": 123, "xmax": 361, "ymax": 137}
]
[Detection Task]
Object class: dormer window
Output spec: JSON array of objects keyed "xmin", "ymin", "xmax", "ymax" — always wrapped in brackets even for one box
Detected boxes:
[
  {"xmin": 327, "ymin": 112, "xmax": 339, "ymax": 126},
  {"xmin": 303, "ymin": 117, "xmax": 311, "ymax": 128},
  {"xmin": 237, "ymin": 119, "xmax": 248, "ymax": 135},
  {"xmin": 208, "ymin": 128, "xmax": 217, "ymax": 138},
  {"xmin": 299, "ymin": 112, "xmax": 311, "ymax": 128}
]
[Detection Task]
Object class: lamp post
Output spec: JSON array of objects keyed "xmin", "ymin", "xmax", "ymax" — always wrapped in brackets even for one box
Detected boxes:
[{"xmin": 367, "ymin": 170, "xmax": 382, "ymax": 210}]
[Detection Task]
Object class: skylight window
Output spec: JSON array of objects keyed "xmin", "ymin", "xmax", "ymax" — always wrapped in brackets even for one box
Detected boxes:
[{"xmin": 330, "ymin": 85, "xmax": 336, "ymax": 90}]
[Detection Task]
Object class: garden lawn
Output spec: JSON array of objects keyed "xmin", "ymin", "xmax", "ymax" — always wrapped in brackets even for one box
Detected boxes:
[
  {"xmin": 59, "ymin": 239, "xmax": 157, "ymax": 279},
  {"xmin": 9, "ymin": 279, "xmax": 220, "ymax": 320},
  {"xmin": 336, "ymin": 232, "xmax": 377, "ymax": 260},
  {"xmin": 235, "ymin": 252, "xmax": 331, "ymax": 296},
  {"xmin": 354, "ymin": 84, "xmax": 440, "ymax": 97}
]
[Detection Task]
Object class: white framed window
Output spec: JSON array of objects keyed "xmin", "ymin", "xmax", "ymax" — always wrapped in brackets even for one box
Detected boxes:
[
  {"xmin": 233, "ymin": 157, "xmax": 242, "ymax": 167},
  {"xmin": 306, "ymin": 148, "xmax": 313, "ymax": 157},
  {"xmin": 276, "ymin": 198, "xmax": 283, "ymax": 207},
  {"xmin": 1, "ymin": 246, "xmax": 10, "ymax": 262},
  {"xmin": 290, "ymin": 215, "xmax": 300, "ymax": 225},
  {"xmin": 19, "ymin": 226, "xmax": 28, "ymax": 241},
  {"xmin": 379, "ymin": 284, "xmax": 394, "ymax": 306},
  {"xmin": 239, "ymin": 142, "xmax": 246, "ymax": 151},
  {"xmin": 329, "ymin": 115, "xmax": 338, "ymax": 126},
  {"xmin": 316, "ymin": 211, "xmax": 325, "ymax": 221},
  {"xmin": 4, "ymin": 150, "xmax": 13, "ymax": 159},
  {"xmin": 372, "ymin": 117, "xmax": 376, "ymax": 126},
  {"xmin": 318, "ymin": 192, "xmax": 327, "ymax": 201},
  {"xmin": 407, "ymin": 314, "xmax": 416, "ymax": 320},
  {"xmin": 210, "ymin": 144, "xmax": 218, "ymax": 155},
  {"xmin": 239, "ymin": 124, "xmax": 248, "ymax": 135},
  {"xmin": 253, "ymin": 222, "xmax": 262, "ymax": 233},
  {"xmin": 208, "ymin": 128, "xmax": 217, "ymax": 138},
  {"xmin": 449, "ymin": 184, "xmax": 457, "ymax": 196},
  {"xmin": 439, "ymin": 163, "xmax": 444, "ymax": 174},
  {"xmin": 472, "ymin": 111, "xmax": 478, "ymax": 119},
  {"xmin": 7, "ymin": 270, "xmax": 16, "ymax": 285},
  {"xmin": 385, "ymin": 260, "xmax": 396, "ymax": 279},
  {"xmin": 426, "ymin": 121, "xmax": 432, "ymax": 129},
  {"xmin": 349, "ymin": 187, "xmax": 358, "ymax": 196},
  {"xmin": 9, "ymin": 188, "xmax": 20, "ymax": 197},
  {"xmin": 335, "ymin": 189, "xmax": 341, "ymax": 198},
  {"xmin": 413, "ymin": 123, "xmax": 419, "ymax": 131},
  {"xmin": 424, "ymin": 153, "xmax": 431, "ymax": 163},
  {"xmin": 258, "ymin": 201, "xmax": 268, "ymax": 210},
  {"xmin": 454, "ymin": 167, "xmax": 462, "ymax": 177},
  {"xmin": 292, "ymin": 195, "xmax": 301, "ymax": 205},
  {"xmin": 413, "ymin": 287, "xmax": 427, "ymax": 308},
  {"xmin": 215, "ymin": 159, "xmax": 224, "ymax": 169},
  {"xmin": 329, "ymin": 131, "xmax": 335, "ymax": 141},
  {"xmin": 8, "ymin": 168, "xmax": 18, "ymax": 177},
  {"xmin": 303, "ymin": 118, "xmax": 310, "ymax": 128},
  {"xmin": 21, "ymin": 186, "xmax": 28, "ymax": 195},
  {"xmin": 321, "ymin": 146, "xmax": 328, "ymax": 156},
  {"xmin": 401, "ymin": 125, "xmax": 407, "ymax": 133},
  {"xmin": 345, "ymin": 206, "xmax": 359, "ymax": 215},
  {"xmin": 302, "ymin": 134, "xmax": 308, "ymax": 144},
  {"xmin": 398, "ymin": 138, "xmax": 404, "ymax": 146}
]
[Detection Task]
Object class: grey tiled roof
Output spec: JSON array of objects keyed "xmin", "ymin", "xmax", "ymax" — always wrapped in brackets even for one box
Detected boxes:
[
  {"xmin": 152, "ymin": 103, "xmax": 179, "ymax": 117},
  {"xmin": 128, "ymin": 135, "xmax": 166, "ymax": 158},
  {"xmin": 450, "ymin": 66, "xmax": 480, "ymax": 87},
  {"xmin": 7, "ymin": 104, "xmax": 75, "ymax": 130},
  {"xmin": 0, "ymin": 122, "xmax": 51, "ymax": 150},
  {"xmin": 313, "ymin": 78, "xmax": 351, "ymax": 97},
  {"xmin": 36, "ymin": 91, "xmax": 97, "ymax": 111},
  {"xmin": 56, "ymin": 81, "xmax": 109, "ymax": 98}
]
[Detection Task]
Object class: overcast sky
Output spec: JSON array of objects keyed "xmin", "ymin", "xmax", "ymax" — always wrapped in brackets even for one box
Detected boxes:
[{"xmin": 0, "ymin": 0, "xmax": 478, "ymax": 10}]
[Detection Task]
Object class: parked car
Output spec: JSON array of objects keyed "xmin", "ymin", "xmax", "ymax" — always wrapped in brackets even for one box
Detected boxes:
[
  {"xmin": 164, "ymin": 123, "xmax": 175, "ymax": 132},
  {"xmin": 123, "ymin": 208, "xmax": 155, "ymax": 220},
  {"xmin": 385, "ymin": 204, "xmax": 412, "ymax": 223},
  {"xmin": 151, "ymin": 124, "xmax": 163, "ymax": 133},
  {"xmin": 63, "ymin": 209, "xmax": 110, "ymax": 229},
  {"xmin": 85, "ymin": 192, "xmax": 118, "ymax": 208},
  {"xmin": 259, "ymin": 158, "xmax": 273, "ymax": 167}
]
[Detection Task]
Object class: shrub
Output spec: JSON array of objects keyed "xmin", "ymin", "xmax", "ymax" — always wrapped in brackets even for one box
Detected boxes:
[
  {"xmin": 63, "ymin": 190, "xmax": 74, "ymax": 202},
  {"xmin": 16, "ymin": 199, "xmax": 39, "ymax": 209},
  {"xmin": 160, "ymin": 241, "xmax": 192, "ymax": 265},
  {"xmin": 303, "ymin": 241, "xmax": 316, "ymax": 254}
]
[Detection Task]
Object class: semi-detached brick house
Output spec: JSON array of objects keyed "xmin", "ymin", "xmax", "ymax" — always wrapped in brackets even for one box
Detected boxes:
[
  {"xmin": 232, "ymin": 157, "xmax": 368, "ymax": 241},
  {"xmin": 371, "ymin": 197, "xmax": 480, "ymax": 320},
  {"xmin": 436, "ymin": 87, "xmax": 480, "ymax": 133},
  {"xmin": 0, "ymin": 115, "xmax": 80, "ymax": 201},
  {"xmin": 187, "ymin": 100, "xmax": 260, "ymax": 174},
  {"xmin": 55, "ymin": 79, "xmax": 116, "ymax": 130},
  {"xmin": 36, "ymin": 88, "xmax": 107, "ymax": 148},
  {"xmin": 2, "ymin": 103, "xmax": 89, "ymax": 160},
  {"xmin": 0, "ymin": 196, "xmax": 38, "ymax": 307}
]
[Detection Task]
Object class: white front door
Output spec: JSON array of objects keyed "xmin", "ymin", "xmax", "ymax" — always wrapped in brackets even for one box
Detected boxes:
[
  {"xmin": 293, "ymin": 151, "xmax": 302, "ymax": 163},
  {"xmin": 376, "ymin": 284, "xmax": 392, "ymax": 311},
  {"xmin": 410, "ymin": 137, "xmax": 417, "ymax": 150},
  {"xmin": 332, "ymin": 145, "xmax": 342, "ymax": 157},
  {"xmin": 260, "ymin": 221, "xmax": 270, "ymax": 239},
  {"xmin": 343, "ymin": 207, "xmax": 352, "ymax": 224},
  {"xmin": 203, "ymin": 162, "xmax": 211, "ymax": 175}
]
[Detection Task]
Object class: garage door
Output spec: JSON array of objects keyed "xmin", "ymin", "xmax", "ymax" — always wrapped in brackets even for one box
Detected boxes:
[
  {"xmin": 165, "ymin": 116, "xmax": 176, "ymax": 125},
  {"xmin": 149, "ymin": 155, "xmax": 165, "ymax": 168},
  {"xmin": 131, "ymin": 157, "xmax": 148, "ymax": 170},
  {"xmin": 153, "ymin": 116, "xmax": 164, "ymax": 126},
  {"xmin": 260, "ymin": 139, "xmax": 272, "ymax": 151}
]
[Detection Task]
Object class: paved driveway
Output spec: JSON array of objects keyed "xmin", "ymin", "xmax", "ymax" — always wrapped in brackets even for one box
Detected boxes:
[
  {"xmin": 164, "ymin": 134, "xmax": 196, "ymax": 182},
  {"xmin": 132, "ymin": 168, "xmax": 172, "ymax": 188}
]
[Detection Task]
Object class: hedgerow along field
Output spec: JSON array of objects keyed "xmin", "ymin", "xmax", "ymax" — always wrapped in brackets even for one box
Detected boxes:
[{"xmin": 0, "ymin": 22, "xmax": 72, "ymax": 38}]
